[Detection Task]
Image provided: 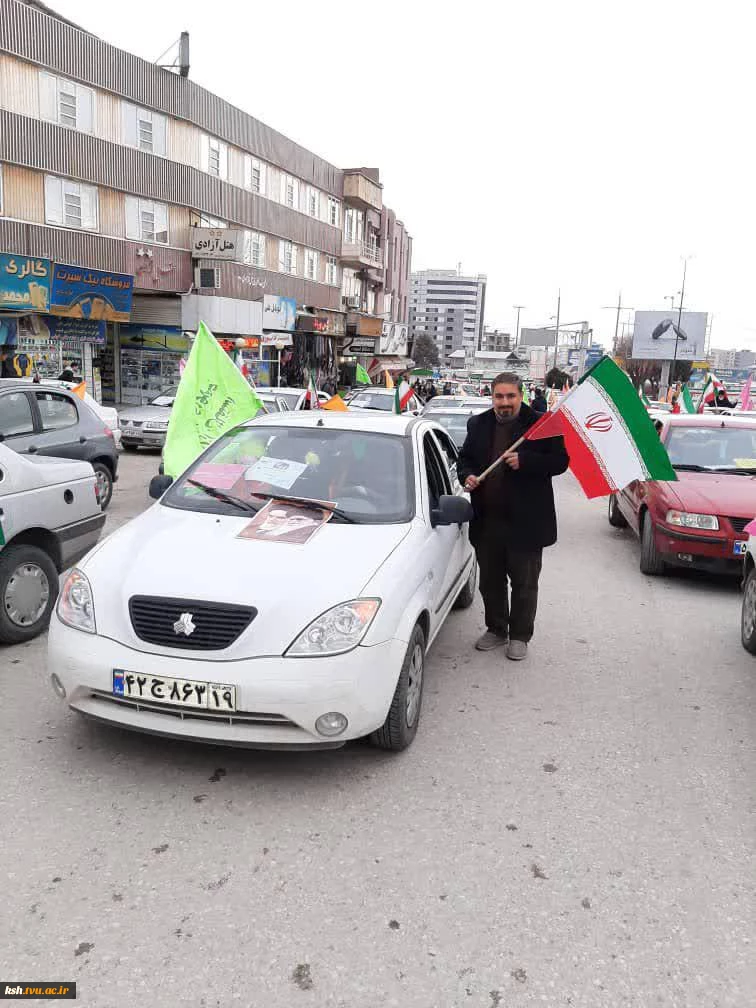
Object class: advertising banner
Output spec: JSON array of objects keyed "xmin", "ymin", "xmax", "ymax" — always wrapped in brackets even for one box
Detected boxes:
[
  {"xmin": 0, "ymin": 254, "xmax": 52, "ymax": 312},
  {"xmin": 50, "ymin": 263, "xmax": 134, "ymax": 322},
  {"xmin": 631, "ymin": 311, "xmax": 707, "ymax": 361},
  {"xmin": 47, "ymin": 317, "xmax": 106, "ymax": 344},
  {"xmin": 119, "ymin": 324, "xmax": 189, "ymax": 354},
  {"xmin": 263, "ymin": 295, "xmax": 296, "ymax": 332},
  {"xmin": 379, "ymin": 323, "xmax": 409, "ymax": 355}
]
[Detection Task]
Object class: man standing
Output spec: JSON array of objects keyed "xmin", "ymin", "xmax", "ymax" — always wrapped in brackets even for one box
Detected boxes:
[{"xmin": 457, "ymin": 373, "xmax": 568, "ymax": 661}]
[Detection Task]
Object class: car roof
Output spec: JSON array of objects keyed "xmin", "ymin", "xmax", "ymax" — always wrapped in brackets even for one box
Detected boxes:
[
  {"xmin": 663, "ymin": 414, "xmax": 756, "ymax": 429},
  {"xmin": 243, "ymin": 410, "xmax": 416, "ymax": 435},
  {"xmin": 425, "ymin": 406, "xmax": 484, "ymax": 415},
  {"xmin": 350, "ymin": 388, "xmax": 399, "ymax": 396},
  {"xmin": 0, "ymin": 378, "xmax": 76, "ymax": 395}
]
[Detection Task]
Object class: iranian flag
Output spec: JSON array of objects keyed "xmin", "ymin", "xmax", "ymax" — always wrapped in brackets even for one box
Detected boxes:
[
  {"xmin": 679, "ymin": 384, "xmax": 696, "ymax": 414},
  {"xmin": 393, "ymin": 379, "xmax": 413, "ymax": 414},
  {"xmin": 525, "ymin": 356, "xmax": 677, "ymax": 499},
  {"xmin": 306, "ymin": 372, "xmax": 321, "ymax": 409},
  {"xmin": 697, "ymin": 372, "xmax": 725, "ymax": 412}
]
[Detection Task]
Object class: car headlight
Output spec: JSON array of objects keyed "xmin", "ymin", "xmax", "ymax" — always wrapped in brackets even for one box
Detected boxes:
[
  {"xmin": 57, "ymin": 569, "xmax": 96, "ymax": 634},
  {"xmin": 285, "ymin": 599, "xmax": 381, "ymax": 657},
  {"xmin": 666, "ymin": 510, "xmax": 719, "ymax": 531}
]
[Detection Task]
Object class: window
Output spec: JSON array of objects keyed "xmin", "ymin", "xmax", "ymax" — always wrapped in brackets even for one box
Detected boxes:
[
  {"xmin": 201, "ymin": 134, "xmax": 228, "ymax": 180},
  {"xmin": 39, "ymin": 72, "xmax": 94, "ymax": 133},
  {"xmin": 197, "ymin": 214, "xmax": 227, "ymax": 228},
  {"xmin": 424, "ymin": 433, "xmax": 452, "ymax": 509},
  {"xmin": 306, "ymin": 187, "xmax": 320, "ymax": 218},
  {"xmin": 244, "ymin": 156, "xmax": 266, "ymax": 195},
  {"xmin": 280, "ymin": 175, "xmax": 300, "ymax": 209},
  {"xmin": 305, "ymin": 249, "xmax": 318, "ymax": 281},
  {"xmin": 126, "ymin": 197, "xmax": 169, "ymax": 244},
  {"xmin": 44, "ymin": 175, "xmax": 99, "ymax": 231},
  {"xmin": 122, "ymin": 103, "xmax": 167, "ymax": 156},
  {"xmin": 327, "ymin": 196, "xmax": 340, "ymax": 227},
  {"xmin": 0, "ymin": 391, "xmax": 34, "ymax": 437},
  {"xmin": 326, "ymin": 256, "xmax": 338, "ymax": 286},
  {"xmin": 344, "ymin": 207, "xmax": 363, "ymax": 244},
  {"xmin": 35, "ymin": 391, "xmax": 77, "ymax": 431},
  {"xmin": 243, "ymin": 231, "xmax": 266, "ymax": 268},
  {"xmin": 278, "ymin": 241, "xmax": 297, "ymax": 275}
]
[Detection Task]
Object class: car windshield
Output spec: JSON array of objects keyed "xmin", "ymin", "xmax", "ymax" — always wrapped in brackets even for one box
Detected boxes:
[
  {"xmin": 150, "ymin": 388, "xmax": 177, "ymax": 407},
  {"xmin": 165, "ymin": 425, "xmax": 414, "ymax": 522},
  {"xmin": 349, "ymin": 392, "xmax": 394, "ymax": 411},
  {"xmin": 432, "ymin": 413, "xmax": 473, "ymax": 447},
  {"xmin": 665, "ymin": 425, "xmax": 756, "ymax": 471}
]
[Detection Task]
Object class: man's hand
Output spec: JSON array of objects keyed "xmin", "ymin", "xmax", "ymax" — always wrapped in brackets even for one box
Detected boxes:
[
  {"xmin": 464, "ymin": 475, "xmax": 481, "ymax": 491},
  {"xmin": 502, "ymin": 451, "xmax": 520, "ymax": 470}
]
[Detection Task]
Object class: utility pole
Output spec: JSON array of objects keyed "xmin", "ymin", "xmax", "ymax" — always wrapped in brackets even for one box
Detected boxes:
[
  {"xmin": 670, "ymin": 257, "xmax": 688, "ymax": 387},
  {"xmin": 513, "ymin": 305, "xmax": 525, "ymax": 347},
  {"xmin": 553, "ymin": 289, "xmax": 561, "ymax": 372}
]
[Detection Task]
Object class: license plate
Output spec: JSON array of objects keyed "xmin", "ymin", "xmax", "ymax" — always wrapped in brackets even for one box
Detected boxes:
[
  {"xmin": 734, "ymin": 541, "xmax": 748, "ymax": 556},
  {"xmin": 113, "ymin": 669, "xmax": 236, "ymax": 710},
  {"xmin": 142, "ymin": 436, "xmax": 163, "ymax": 445}
]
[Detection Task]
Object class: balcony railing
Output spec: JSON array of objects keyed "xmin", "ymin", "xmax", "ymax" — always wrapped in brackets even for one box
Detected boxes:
[{"xmin": 341, "ymin": 240, "xmax": 383, "ymax": 270}]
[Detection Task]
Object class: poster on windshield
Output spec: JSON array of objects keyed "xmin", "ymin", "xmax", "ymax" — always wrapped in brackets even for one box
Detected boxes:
[{"xmin": 237, "ymin": 500, "xmax": 334, "ymax": 545}]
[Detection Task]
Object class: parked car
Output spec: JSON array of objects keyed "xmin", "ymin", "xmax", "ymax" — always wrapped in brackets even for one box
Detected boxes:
[
  {"xmin": 119, "ymin": 387, "xmax": 178, "ymax": 452},
  {"xmin": 9, "ymin": 378, "xmax": 122, "ymax": 449},
  {"xmin": 0, "ymin": 443, "xmax": 105, "ymax": 643},
  {"xmin": 742, "ymin": 535, "xmax": 756, "ymax": 654},
  {"xmin": 424, "ymin": 407, "xmax": 487, "ymax": 448},
  {"xmin": 608, "ymin": 415, "xmax": 756, "ymax": 576},
  {"xmin": 255, "ymin": 387, "xmax": 331, "ymax": 411},
  {"xmin": 347, "ymin": 388, "xmax": 423, "ymax": 415},
  {"xmin": 48, "ymin": 412, "xmax": 475, "ymax": 752},
  {"xmin": 0, "ymin": 380, "xmax": 119, "ymax": 508},
  {"xmin": 259, "ymin": 393, "xmax": 291, "ymax": 413}
]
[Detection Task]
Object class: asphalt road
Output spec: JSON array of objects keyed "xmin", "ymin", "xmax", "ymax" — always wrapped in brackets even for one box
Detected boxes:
[{"xmin": 1, "ymin": 452, "xmax": 754, "ymax": 1007}]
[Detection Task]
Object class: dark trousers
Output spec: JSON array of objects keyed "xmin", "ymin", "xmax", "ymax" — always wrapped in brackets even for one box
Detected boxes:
[{"xmin": 475, "ymin": 532, "xmax": 543, "ymax": 642}]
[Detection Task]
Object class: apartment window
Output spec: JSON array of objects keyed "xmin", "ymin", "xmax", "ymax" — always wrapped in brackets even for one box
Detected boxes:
[
  {"xmin": 201, "ymin": 134, "xmax": 228, "ymax": 180},
  {"xmin": 280, "ymin": 175, "xmax": 300, "ymax": 210},
  {"xmin": 44, "ymin": 175, "xmax": 98, "ymax": 231},
  {"xmin": 243, "ymin": 231, "xmax": 266, "ymax": 269},
  {"xmin": 325, "ymin": 256, "xmax": 338, "ymax": 286},
  {"xmin": 197, "ymin": 214, "xmax": 226, "ymax": 228},
  {"xmin": 122, "ymin": 103, "xmax": 167, "ymax": 156},
  {"xmin": 327, "ymin": 196, "xmax": 340, "ymax": 227},
  {"xmin": 305, "ymin": 249, "xmax": 319, "ymax": 281},
  {"xmin": 278, "ymin": 241, "xmax": 298, "ymax": 275},
  {"xmin": 125, "ymin": 196, "xmax": 169, "ymax": 244},
  {"xmin": 344, "ymin": 208, "xmax": 364, "ymax": 244},
  {"xmin": 244, "ymin": 156, "xmax": 266, "ymax": 195},
  {"xmin": 305, "ymin": 187, "xmax": 320, "ymax": 219},
  {"xmin": 39, "ymin": 72, "xmax": 94, "ymax": 133}
]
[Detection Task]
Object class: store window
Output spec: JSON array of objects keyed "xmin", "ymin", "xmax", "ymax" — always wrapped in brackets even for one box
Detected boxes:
[
  {"xmin": 126, "ymin": 197, "xmax": 169, "ymax": 244},
  {"xmin": 122, "ymin": 102, "xmax": 167, "ymax": 156},
  {"xmin": 39, "ymin": 72, "xmax": 94, "ymax": 133},
  {"xmin": 35, "ymin": 391, "xmax": 78, "ymax": 431},
  {"xmin": 44, "ymin": 175, "xmax": 99, "ymax": 231}
]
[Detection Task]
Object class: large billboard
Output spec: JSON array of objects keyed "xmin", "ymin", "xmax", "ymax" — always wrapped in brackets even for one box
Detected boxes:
[
  {"xmin": 519, "ymin": 327, "xmax": 555, "ymax": 347},
  {"xmin": 631, "ymin": 311, "xmax": 707, "ymax": 361}
]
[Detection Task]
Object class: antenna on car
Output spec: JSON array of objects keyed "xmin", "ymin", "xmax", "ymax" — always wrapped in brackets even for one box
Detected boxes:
[{"xmin": 317, "ymin": 418, "xmax": 324, "ymax": 426}]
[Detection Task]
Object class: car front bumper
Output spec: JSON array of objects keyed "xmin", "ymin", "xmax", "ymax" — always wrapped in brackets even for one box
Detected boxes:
[
  {"xmin": 654, "ymin": 522, "xmax": 743, "ymax": 574},
  {"xmin": 47, "ymin": 617, "xmax": 406, "ymax": 749}
]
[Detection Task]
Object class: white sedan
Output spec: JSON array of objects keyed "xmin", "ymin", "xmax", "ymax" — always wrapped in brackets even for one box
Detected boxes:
[{"xmin": 48, "ymin": 412, "xmax": 476, "ymax": 751}]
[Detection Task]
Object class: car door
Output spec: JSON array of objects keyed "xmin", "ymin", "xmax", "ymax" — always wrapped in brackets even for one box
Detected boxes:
[
  {"xmin": 0, "ymin": 388, "xmax": 38, "ymax": 454},
  {"xmin": 420, "ymin": 431, "xmax": 465, "ymax": 631},
  {"xmin": 430, "ymin": 426, "xmax": 463, "ymax": 493},
  {"xmin": 30, "ymin": 389, "xmax": 84, "ymax": 460}
]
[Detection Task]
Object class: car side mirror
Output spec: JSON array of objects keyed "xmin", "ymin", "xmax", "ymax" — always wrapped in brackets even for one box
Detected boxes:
[
  {"xmin": 431, "ymin": 494, "xmax": 473, "ymax": 527},
  {"xmin": 149, "ymin": 474, "xmax": 173, "ymax": 500}
]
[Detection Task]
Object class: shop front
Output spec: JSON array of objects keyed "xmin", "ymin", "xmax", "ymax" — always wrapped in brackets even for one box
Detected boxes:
[
  {"xmin": 117, "ymin": 324, "xmax": 190, "ymax": 405},
  {"xmin": 339, "ymin": 313, "xmax": 380, "ymax": 387},
  {"xmin": 286, "ymin": 306, "xmax": 342, "ymax": 389}
]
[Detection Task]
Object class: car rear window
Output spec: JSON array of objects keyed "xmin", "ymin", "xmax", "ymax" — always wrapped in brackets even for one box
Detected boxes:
[{"xmin": 36, "ymin": 391, "xmax": 78, "ymax": 431}]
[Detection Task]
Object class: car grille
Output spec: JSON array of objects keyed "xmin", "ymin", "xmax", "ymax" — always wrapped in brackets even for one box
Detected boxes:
[
  {"xmin": 89, "ymin": 691, "xmax": 295, "ymax": 727},
  {"xmin": 129, "ymin": 596, "xmax": 257, "ymax": 651},
  {"xmin": 729, "ymin": 517, "xmax": 751, "ymax": 535},
  {"xmin": 125, "ymin": 421, "xmax": 143, "ymax": 428}
]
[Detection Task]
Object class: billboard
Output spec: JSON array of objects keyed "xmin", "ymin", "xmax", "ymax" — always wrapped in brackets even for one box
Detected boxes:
[
  {"xmin": 379, "ymin": 323, "xmax": 409, "ymax": 355},
  {"xmin": 50, "ymin": 263, "xmax": 133, "ymax": 322},
  {"xmin": 263, "ymin": 295, "xmax": 296, "ymax": 332},
  {"xmin": 519, "ymin": 326, "xmax": 555, "ymax": 347},
  {"xmin": 0, "ymin": 254, "xmax": 52, "ymax": 312},
  {"xmin": 631, "ymin": 311, "xmax": 707, "ymax": 361}
]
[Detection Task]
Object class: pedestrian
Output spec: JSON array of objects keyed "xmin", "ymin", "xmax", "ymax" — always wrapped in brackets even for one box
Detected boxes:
[
  {"xmin": 457, "ymin": 372, "xmax": 569, "ymax": 661},
  {"xmin": 531, "ymin": 388, "xmax": 548, "ymax": 414},
  {"xmin": 427, "ymin": 381, "xmax": 437, "ymax": 400},
  {"xmin": 670, "ymin": 395, "xmax": 680, "ymax": 414},
  {"xmin": 482, "ymin": 384, "xmax": 491, "ymax": 396},
  {"xmin": 0, "ymin": 347, "xmax": 15, "ymax": 379},
  {"xmin": 443, "ymin": 381, "xmax": 452, "ymax": 395}
]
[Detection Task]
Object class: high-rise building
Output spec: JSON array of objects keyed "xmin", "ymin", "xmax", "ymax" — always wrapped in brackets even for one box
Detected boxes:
[{"xmin": 408, "ymin": 270, "xmax": 486, "ymax": 361}]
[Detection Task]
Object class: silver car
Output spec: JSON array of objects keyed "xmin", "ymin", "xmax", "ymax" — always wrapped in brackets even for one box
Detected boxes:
[{"xmin": 119, "ymin": 388, "xmax": 177, "ymax": 451}]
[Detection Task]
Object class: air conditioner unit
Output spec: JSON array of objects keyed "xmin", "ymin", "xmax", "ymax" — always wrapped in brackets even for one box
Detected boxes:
[
  {"xmin": 346, "ymin": 296, "xmax": 361, "ymax": 309},
  {"xmin": 198, "ymin": 267, "xmax": 221, "ymax": 289}
]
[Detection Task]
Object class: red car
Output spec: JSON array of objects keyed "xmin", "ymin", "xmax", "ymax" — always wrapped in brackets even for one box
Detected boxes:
[{"xmin": 608, "ymin": 415, "xmax": 756, "ymax": 576}]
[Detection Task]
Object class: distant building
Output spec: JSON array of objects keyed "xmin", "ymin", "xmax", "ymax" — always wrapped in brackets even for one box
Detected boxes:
[
  {"xmin": 409, "ymin": 269, "xmax": 486, "ymax": 361},
  {"xmin": 480, "ymin": 327, "xmax": 512, "ymax": 354}
]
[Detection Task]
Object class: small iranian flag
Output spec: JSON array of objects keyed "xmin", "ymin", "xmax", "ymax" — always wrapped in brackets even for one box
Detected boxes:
[
  {"xmin": 679, "ymin": 384, "xmax": 696, "ymax": 414},
  {"xmin": 393, "ymin": 379, "xmax": 413, "ymax": 414},
  {"xmin": 697, "ymin": 371, "xmax": 725, "ymax": 412},
  {"xmin": 525, "ymin": 356, "xmax": 677, "ymax": 498},
  {"xmin": 307, "ymin": 373, "xmax": 321, "ymax": 409}
]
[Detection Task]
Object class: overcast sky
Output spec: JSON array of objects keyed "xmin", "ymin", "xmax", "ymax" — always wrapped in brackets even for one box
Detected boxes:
[{"xmin": 57, "ymin": 0, "xmax": 756, "ymax": 351}]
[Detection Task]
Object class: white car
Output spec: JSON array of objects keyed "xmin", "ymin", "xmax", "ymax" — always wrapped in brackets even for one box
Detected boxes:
[
  {"xmin": 742, "ymin": 536, "xmax": 756, "ymax": 654},
  {"xmin": 48, "ymin": 412, "xmax": 476, "ymax": 751},
  {"xmin": 347, "ymin": 388, "xmax": 424, "ymax": 415},
  {"xmin": 255, "ymin": 387, "xmax": 330, "ymax": 411}
]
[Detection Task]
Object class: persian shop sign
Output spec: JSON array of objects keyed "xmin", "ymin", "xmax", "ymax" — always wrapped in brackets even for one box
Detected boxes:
[
  {"xmin": 190, "ymin": 227, "xmax": 242, "ymax": 261},
  {"xmin": 50, "ymin": 263, "xmax": 134, "ymax": 322},
  {"xmin": 0, "ymin": 254, "xmax": 52, "ymax": 311}
]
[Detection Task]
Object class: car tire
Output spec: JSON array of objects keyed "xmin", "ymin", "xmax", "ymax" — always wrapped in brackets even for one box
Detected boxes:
[
  {"xmin": 640, "ymin": 513, "xmax": 665, "ymax": 576},
  {"xmin": 741, "ymin": 566, "xmax": 756, "ymax": 655},
  {"xmin": 92, "ymin": 462, "xmax": 113, "ymax": 510},
  {"xmin": 608, "ymin": 494, "xmax": 628, "ymax": 528},
  {"xmin": 371, "ymin": 623, "xmax": 425, "ymax": 752},
  {"xmin": 123, "ymin": 443, "xmax": 138, "ymax": 453},
  {"xmin": 0, "ymin": 545, "xmax": 59, "ymax": 645},
  {"xmin": 453, "ymin": 557, "xmax": 478, "ymax": 610}
]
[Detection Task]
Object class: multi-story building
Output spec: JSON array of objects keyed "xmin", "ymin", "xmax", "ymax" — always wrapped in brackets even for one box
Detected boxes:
[
  {"xmin": 0, "ymin": 0, "xmax": 411, "ymax": 403},
  {"xmin": 710, "ymin": 348, "xmax": 756, "ymax": 373},
  {"xmin": 408, "ymin": 270, "xmax": 486, "ymax": 363},
  {"xmin": 480, "ymin": 326, "xmax": 512, "ymax": 354}
]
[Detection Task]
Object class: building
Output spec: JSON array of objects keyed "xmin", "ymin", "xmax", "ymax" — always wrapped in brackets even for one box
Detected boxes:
[
  {"xmin": 0, "ymin": 0, "xmax": 412, "ymax": 403},
  {"xmin": 480, "ymin": 326, "xmax": 512, "ymax": 354},
  {"xmin": 408, "ymin": 270, "xmax": 486, "ymax": 363},
  {"xmin": 710, "ymin": 348, "xmax": 756, "ymax": 373}
]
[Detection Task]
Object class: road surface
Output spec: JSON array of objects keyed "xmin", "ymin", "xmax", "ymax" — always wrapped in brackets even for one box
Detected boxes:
[{"xmin": 1, "ymin": 453, "xmax": 753, "ymax": 1007}]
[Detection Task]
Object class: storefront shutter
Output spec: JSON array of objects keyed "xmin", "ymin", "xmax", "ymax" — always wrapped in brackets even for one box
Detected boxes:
[{"xmin": 128, "ymin": 295, "xmax": 181, "ymax": 327}]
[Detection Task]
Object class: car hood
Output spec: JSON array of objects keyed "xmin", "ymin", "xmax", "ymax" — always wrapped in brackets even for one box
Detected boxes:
[
  {"xmin": 119, "ymin": 406, "xmax": 172, "ymax": 423},
  {"xmin": 82, "ymin": 505, "xmax": 411, "ymax": 658},
  {"xmin": 662, "ymin": 471, "xmax": 756, "ymax": 518}
]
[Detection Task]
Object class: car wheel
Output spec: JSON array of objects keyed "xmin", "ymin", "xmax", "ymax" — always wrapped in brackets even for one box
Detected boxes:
[
  {"xmin": 741, "ymin": 567, "xmax": 756, "ymax": 655},
  {"xmin": 371, "ymin": 623, "xmax": 425, "ymax": 752},
  {"xmin": 92, "ymin": 462, "xmax": 113, "ymax": 510},
  {"xmin": 453, "ymin": 557, "xmax": 478, "ymax": 610},
  {"xmin": 0, "ymin": 545, "xmax": 59, "ymax": 645},
  {"xmin": 608, "ymin": 493, "xmax": 628, "ymax": 528},
  {"xmin": 123, "ymin": 443, "xmax": 138, "ymax": 453},
  {"xmin": 640, "ymin": 513, "xmax": 665, "ymax": 575}
]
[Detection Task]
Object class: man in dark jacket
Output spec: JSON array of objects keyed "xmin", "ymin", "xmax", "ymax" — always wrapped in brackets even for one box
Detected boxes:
[
  {"xmin": 457, "ymin": 372, "xmax": 569, "ymax": 661},
  {"xmin": 531, "ymin": 388, "xmax": 548, "ymax": 414}
]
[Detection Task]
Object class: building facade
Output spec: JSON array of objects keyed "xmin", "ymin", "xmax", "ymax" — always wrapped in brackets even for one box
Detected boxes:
[
  {"xmin": 480, "ymin": 326, "xmax": 512, "ymax": 354},
  {"xmin": 408, "ymin": 269, "xmax": 486, "ymax": 363},
  {"xmin": 709, "ymin": 347, "xmax": 756, "ymax": 373},
  {"xmin": 0, "ymin": 0, "xmax": 411, "ymax": 402}
]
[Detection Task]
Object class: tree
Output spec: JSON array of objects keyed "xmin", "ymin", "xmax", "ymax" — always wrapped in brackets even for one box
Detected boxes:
[
  {"xmin": 411, "ymin": 333, "xmax": 440, "ymax": 369},
  {"xmin": 614, "ymin": 335, "xmax": 693, "ymax": 391}
]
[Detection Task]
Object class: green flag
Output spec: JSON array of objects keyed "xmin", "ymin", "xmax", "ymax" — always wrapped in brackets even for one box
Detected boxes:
[
  {"xmin": 522, "ymin": 386, "xmax": 530, "ymax": 405},
  {"xmin": 355, "ymin": 364, "xmax": 371, "ymax": 385},
  {"xmin": 163, "ymin": 321, "xmax": 264, "ymax": 478},
  {"xmin": 679, "ymin": 384, "xmax": 696, "ymax": 414}
]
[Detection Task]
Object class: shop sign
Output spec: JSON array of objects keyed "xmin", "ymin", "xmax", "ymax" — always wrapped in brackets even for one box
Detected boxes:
[
  {"xmin": 48, "ymin": 317, "xmax": 106, "ymax": 344},
  {"xmin": 51, "ymin": 263, "xmax": 134, "ymax": 322},
  {"xmin": 191, "ymin": 228, "xmax": 242, "ymax": 261},
  {"xmin": 0, "ymin": 254, "xmax": 52, "ymax": 312},
  {"xmin": 261, "ymin": 333, "xmax": 294, "ymax": 347},
  {"xmin": 379, "ymin": 323, "xmax": 409, "ymax": 356},
  {"xmin": 296, "ymin": 315, "xmax": 330, "ymax": 334},
  {"xmin": 342, "ymin": 336, "xmax": 377, "ymax": 355},
  {"xmin": 119, "ymin": 323, "xmax": 189, "ymax": 354},
  {"xmin": 263, "ymin": 295, "xmax": 297, "ymax": 332}
]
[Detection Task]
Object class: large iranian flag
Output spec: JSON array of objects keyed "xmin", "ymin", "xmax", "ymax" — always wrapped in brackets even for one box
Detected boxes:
[
  {"xmin": 525, "ymin": 356, "xmax": 677, "ymax": 498},
  {"xmin": 697, "ymin": 371, "xmax": 725, "ymax": 412}
]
